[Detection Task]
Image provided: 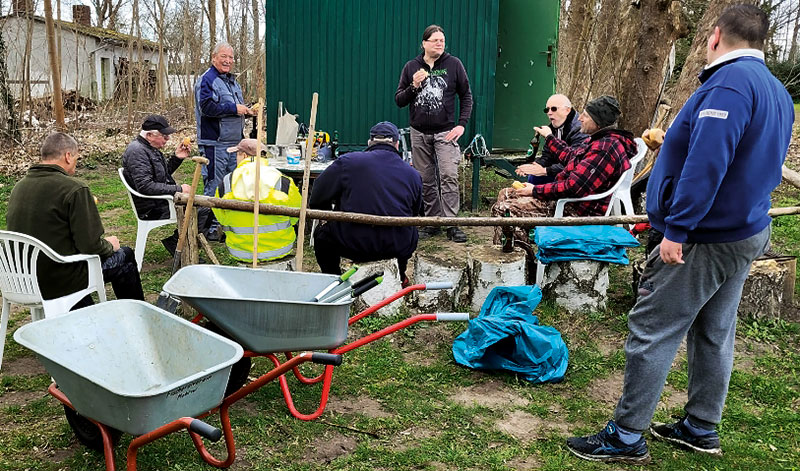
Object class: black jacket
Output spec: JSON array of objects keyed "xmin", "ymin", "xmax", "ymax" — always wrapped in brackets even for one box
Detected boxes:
[
  {"xmin": 535, "ymin": 109, "xmax": 589, "ymax": 177},
  {"xmin": 395, "ymin": 53, "xmax": 473, "ymax": 134},
  {"xmin": 309, "ymin": 144, "xmax": 423, "ymax": 258},
  {"xmin": 121, "ymin": 136, "xmax": 183, "ymax": 218}
]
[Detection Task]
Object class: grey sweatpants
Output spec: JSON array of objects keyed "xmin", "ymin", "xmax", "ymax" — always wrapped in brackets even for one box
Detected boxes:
[
  {"xmin": 410, "ymin": 128, "xmax": 461, "ymax": 218},
  {"xmin": 614, "ymin": 225, "xmax": 771, "ymax": 433}
]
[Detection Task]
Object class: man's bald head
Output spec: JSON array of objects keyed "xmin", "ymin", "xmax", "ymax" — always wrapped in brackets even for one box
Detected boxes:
[{"xmin": 545, "ymin": 94, "xmax": 573, "ymax": 128}]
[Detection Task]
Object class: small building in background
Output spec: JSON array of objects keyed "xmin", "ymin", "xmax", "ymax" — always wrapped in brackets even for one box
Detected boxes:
[{"xmin": 0, "ymin": 1, "xmax": 162, "ymax": 102}]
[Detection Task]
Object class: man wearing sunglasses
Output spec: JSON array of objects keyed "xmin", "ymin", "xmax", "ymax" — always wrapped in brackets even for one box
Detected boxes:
[{"xmin": 515, "ymin": 94, "xmax": 588, "ymax": 185}]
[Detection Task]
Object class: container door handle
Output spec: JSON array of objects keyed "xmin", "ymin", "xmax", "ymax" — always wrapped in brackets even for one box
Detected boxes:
[{"xmin": 539, "ymin": 45, "xmax": 553, "ymax": 68}]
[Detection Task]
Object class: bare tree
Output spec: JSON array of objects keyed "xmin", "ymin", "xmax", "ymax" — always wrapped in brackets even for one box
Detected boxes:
[
  {"xmin": 43, "ymin": 0, "xmax": 64, "ymax": 129},
  {"xmin": 221, "ymin": 0, "xmax": 232, "ymax": 43},
  {"xmin": 252, "ymin": 0, "xmax": 263, "ymax": 98},
  {"xmin": 206, "ymin": 0, "xmax": 216, "ymax": 58},
  {"xmin": 91, "ymin": 0, "xmax": 126, "ymax": 29}
]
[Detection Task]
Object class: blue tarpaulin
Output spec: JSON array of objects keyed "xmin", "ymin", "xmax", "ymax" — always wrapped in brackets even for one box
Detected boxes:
[
  {"xmin": 534, "ymin": 225, "xmax": 640, "ymax": 265},
  {"xmin": 452, "ymin": 286, "xmax": 568, "ymax": 383}
]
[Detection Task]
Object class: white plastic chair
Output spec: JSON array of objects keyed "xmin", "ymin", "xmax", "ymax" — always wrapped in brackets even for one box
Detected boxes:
[
  {"xmin": 0, "ymin": 230, "xmax": 106, "ymax": 369},
  {"xmin": 535, "ymin": 138, "xmax": 648, "ymax": 285},
  {"xmin": 118, "ymin": 168, "xmax": 177, "ymax": 270}
]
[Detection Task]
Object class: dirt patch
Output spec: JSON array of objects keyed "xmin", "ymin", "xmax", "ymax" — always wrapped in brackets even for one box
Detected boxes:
[
  {"xmin": 401, "ymin": 350, "xmax": 437, "ymax": 367},
  {"xmin": 394, "ymin": 426, "xmax": 440, "ymax": 452},
  {"xmin": 657, "ymin": 385, "xmax": 688, "ymax": 412},
  {"xmin": 303, "ymin": 432, "xmax": 357, "ymax": 464},
  {"xmin": 36, "ymin": 442, "xmax": 80, "ymax": 463},
  {"xmin": 100, "ymin": 207, "xmax": 127, "ymax": 219},
  {"xmin": 585, "ymin": 372, "xmax": 624, "ymax": 406},
  {"xmin": 326, "ymin": 396, "xmax": 391, "ymax": 418},
  {"xmin": 449, "ymin": 381, "xmax": 529, "ymax": 409},
  {"xmin": 495, "ymin": 409, "xmax": 571, "ymax": 442},
  {"xmin": 0, "ymin": 390, "xmax": 45, "ymax": 408},
  {"xmin": 1, "ymin": 356, "xmax": 47, "ymax": 377},
  {"xmin": 505, "ymin": 455, "xmax": 544, "ymax": 470}
]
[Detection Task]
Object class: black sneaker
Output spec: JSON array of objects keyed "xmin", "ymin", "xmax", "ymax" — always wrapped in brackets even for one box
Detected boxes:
[
  {"xmin": 566, "ymin": 421, "xmax": 651, "ymax": 465},
  {"xmin": 650, "ymin": 417, "xmax": 722, "ymax": 455},
  {"xmin": 418, "ymin": 226, "xmax": 441, "ymax": 240},
  {"xmin": 446, "ymin": 227, "xmax": 467, "ymax": 243}
]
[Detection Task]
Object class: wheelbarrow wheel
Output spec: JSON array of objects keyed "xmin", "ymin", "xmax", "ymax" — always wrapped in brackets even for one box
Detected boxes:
[
  {"xmin": 204, "ymin": 321, "xmax": 252, "ymax": 396},
  {"xmin": 63, "ymin": 405, "xmax": 122, "ymax": 451}
]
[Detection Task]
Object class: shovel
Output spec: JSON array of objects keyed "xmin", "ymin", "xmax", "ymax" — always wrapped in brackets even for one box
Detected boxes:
[{"xmin": 156, "ymin": 156, "xmax": 208, "ymax": 312}]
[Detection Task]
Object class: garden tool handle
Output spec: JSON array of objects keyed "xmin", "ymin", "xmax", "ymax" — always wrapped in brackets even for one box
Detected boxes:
[
  {"xmin": 189, "ymin": 419, "xmax": 222, "ymax": 442},
  {"xmin": 176, "ymin": 157, "xmax": 208, "ymax": 254},
  {"xmin": 352, "ymin": 277, "xmax": 383, "ymax": 297},
  {"xmin": 311, "ymin": 352, "xmax": 343, "ymax": 366},
  {"xmin": 425, "ymin": 282, "xmax": 453, "ymax": 290},
  {"xmin": 351, "ymin": 271, "xmax": 383, "ymax": 290},
  {"xmin": 436, "ymin": 312, "xmax": 471, "ymax": 322}
]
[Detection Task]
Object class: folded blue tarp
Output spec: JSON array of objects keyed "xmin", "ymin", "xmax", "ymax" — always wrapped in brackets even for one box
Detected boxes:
[
  {"xmin": 534, "ymin": 225, "xmax": 640, "ymax": 265},
  {"xmin": 452, "ymin": 286, "xmax": 568, "ymax": 384}
]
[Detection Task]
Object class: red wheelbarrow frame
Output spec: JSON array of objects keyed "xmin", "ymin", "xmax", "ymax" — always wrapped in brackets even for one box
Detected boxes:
[
  {"xmin": 191, "ymin": 282, "xmax": 469, "ymax": 422},
  {"xmin": 48, "ymin": 350, "xmax": 341, "ymax": 471}
]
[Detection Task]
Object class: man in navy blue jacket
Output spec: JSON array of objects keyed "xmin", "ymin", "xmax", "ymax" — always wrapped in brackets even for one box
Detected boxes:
[
  {"xmin": 310, "ymin": 122, "xmax": 423, "ymax": 284},
  {"xmin": 567, "ymin": 5, "xmax": 794, "ymax": 465}
]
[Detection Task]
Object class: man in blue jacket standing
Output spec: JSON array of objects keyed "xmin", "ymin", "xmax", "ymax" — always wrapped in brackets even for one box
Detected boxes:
[
  {"xmin": 567, "ymin": 5, "xmax": 794, "ymax": 465},
  {"xmin": 194, "ymin": 42, "xmax": 253, "ymax": 199},
  {"xmin": 310, "ymin": 122, "xmax": 423, "ymax": 285}
]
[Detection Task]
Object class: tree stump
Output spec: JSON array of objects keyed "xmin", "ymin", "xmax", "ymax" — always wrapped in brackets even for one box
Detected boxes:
[
  {"xmin": 467, "ymin": 246, "xmax": 527, "ymax": 312},
  {"xmin": 413, "ymin": 253, "xmax": 470, "ymax": 312},
  {"xmin": 542, "ymin": 260, "xmax": 609, "ymax": 313},
  {"xmin": 346, "ymin": 259, "xmax": 403, "ymax": 317},
  {"xmin": 738, "ymin": 259, "xmax": 788, "ymax": 320}
]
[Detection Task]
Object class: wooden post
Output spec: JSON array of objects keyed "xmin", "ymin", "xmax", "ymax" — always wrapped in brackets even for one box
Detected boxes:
[
  {"xmin": 43, "ymin": 0, "xmax": 65, "ymax": 130},
  {"xmin": 252, "ymin": 97, "xmax": 264, "ymax": 268},
  {"xmin": 294, "ymin": 92, "xmax": 319, "ymax": 271}
]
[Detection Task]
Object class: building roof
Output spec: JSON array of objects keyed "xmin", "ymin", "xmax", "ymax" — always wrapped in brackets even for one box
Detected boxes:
[{"xmin": 0, "ymin": 14, "xmax": 160, "ymax": 50}]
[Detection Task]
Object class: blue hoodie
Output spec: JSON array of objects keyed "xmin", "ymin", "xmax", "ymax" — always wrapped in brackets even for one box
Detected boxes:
[
  {"xmin": 194, "ymin": 66, "xmax": 245, "ymax": 146},
  {"xmin": 646, "ymin": 53, "xmax": 794, "ymax": 244}
]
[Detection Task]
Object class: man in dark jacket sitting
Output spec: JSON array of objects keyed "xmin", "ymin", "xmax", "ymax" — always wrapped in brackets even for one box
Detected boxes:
[
  {"xmin": 121, "ymin": 114, "xmax": 215, "ymax": 256},
  {"xmin": 517, "ymin": 93, "xmax": 589, "ymax": 184},
  {"xmin": 310, "ymin": 121, "xmax": 423, "ymax": 284}
]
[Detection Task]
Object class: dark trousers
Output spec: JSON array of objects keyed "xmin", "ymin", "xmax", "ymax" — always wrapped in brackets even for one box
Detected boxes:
[
  {"xmin": 313, "ymin": 225, "xmax": 410, "ymax": 280},
  {"xmin": 72, "ymin": 246, "xmax": 145, "ymax": 310}
]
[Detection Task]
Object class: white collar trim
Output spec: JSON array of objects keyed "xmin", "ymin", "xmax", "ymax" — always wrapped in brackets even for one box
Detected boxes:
[{"xmin": 705, "ymin": 49, "xmax": 764, "ymax": 69}]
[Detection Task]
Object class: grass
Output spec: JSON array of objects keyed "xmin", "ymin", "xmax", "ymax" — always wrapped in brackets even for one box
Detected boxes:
[{"xmin": 1, "ymin": 156, "xmax": 800, "ymax": 470}]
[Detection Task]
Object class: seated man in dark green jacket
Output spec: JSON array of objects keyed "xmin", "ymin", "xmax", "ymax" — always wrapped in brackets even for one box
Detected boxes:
[{"xmin": 7, "ymin": 132, "xmax": 144, "ymax": 308}]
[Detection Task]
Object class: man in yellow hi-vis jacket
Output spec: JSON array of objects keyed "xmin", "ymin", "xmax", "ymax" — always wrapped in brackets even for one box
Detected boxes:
[{"xmin": 213, "ymin": 139, "xmax": 301, "ymax": 261}]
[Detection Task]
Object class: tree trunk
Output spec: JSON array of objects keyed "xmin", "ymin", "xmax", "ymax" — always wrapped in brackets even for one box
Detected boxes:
[
  {"xmin": 43, "ymin": 0, "xmax": 65, "ymax": 129},
  {"xmin": 252, "ymin": 0, "xmax": 263, "ymax": 98},
  {"xmin": 239, "ymin": 0, "xmax": 248, "ymax": 99},
  {"xmin": 788, "ymin": 4, "xmax": 800, "ymax": 62},
  {"xmin": 664, "ymin": 0, "xmax": 758, "ymax": 125},
  {"xmin": 208, "ymin": 0, "xmax": 217, "ymax": 58},
  {"xmin": 221, "ymin": 0, "xmax": 232, "ymax": 43},
  {"xmin": 125, "ymin": 0, "xmax": 138, "ymax": 133}
]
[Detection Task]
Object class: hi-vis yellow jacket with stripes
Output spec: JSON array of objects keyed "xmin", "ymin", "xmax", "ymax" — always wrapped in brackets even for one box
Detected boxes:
[{"xmin": 213, "ymin": 157, "xmax": 301, "ymax": 261}]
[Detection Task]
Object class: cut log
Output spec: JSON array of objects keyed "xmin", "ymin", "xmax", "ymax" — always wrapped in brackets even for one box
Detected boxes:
[
  {"xmin": 468, "ymin": 246, "xmax": 527, "ymax": 313},
  {"xmin": 541, "ymin": 260, "xmax": 609, "ymax": 313},
  {"xmin": 347, "ymin": 259, "xmax": 404, "ymax": 317},
  {"xmin": 413, "ymin": 253, "xmax": 470, "ymax": 312},
  {"xmin": 738, "ymin": 259, "xmax": 788, "ymax": 320}
]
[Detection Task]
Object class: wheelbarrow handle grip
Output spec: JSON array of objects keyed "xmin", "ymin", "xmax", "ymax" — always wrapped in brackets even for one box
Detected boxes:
[
  {"xmin": 351, "ymin": 271, "xmax": 383, "ymax": 290},
  {"xmin": 436, "ymin": 312, "xmax": 471, "ymax": 322},
  {"xmin": 425, "ymin": 282, "xmax": 453, "ymax": 290},
  {"xmin": 189, "ymin": 419, "xmax": 222, "ymax": 442},
  {"xmin": 311, "ymin": 352, "xmax": 343, "ymax": 366}
]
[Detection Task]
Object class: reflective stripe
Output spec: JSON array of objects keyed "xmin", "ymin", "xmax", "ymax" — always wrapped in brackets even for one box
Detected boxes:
[
  {"xmin": 222, "ymin": 220, "xmax": 293, "ymax": 234},
  {"xmin": 219, "ymin": 173, "xmax": 232, "ymax": 197},
  {"xmin": 227, "ymin": 243, "xmax": 293, "ymax": 260}
]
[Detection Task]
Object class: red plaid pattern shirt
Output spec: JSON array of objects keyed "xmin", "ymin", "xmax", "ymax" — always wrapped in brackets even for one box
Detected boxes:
[{"xmin": 532, "ymin": 128, "xmax": 635, "ymax": 216}]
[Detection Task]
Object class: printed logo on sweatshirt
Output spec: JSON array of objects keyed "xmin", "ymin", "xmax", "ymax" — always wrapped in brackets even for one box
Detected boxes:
[
  {"xmin": 430, "ymin": 69, "xmax": 448, "ymax": 77},
  {"xmin": 416, "ymin": 75, "xmax": 447, "ymax": 113},
  {"xmin": 698, "ymin": 109, "xmax": 729, "ymax": 120}
]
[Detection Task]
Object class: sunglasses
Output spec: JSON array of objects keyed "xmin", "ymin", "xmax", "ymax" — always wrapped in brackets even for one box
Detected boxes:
[{"xmin": 543, "ymin": 106, "xmax": 562, "ymax": 114}]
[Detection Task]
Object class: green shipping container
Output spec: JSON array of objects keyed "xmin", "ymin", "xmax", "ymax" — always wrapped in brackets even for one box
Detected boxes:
[{"xmin": 265, "ymin": 0, "xmax": 558, "ymax": 151}]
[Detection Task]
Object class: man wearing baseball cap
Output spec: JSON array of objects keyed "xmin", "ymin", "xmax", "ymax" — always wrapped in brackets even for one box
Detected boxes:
[
  {"xmin": 310, "ymin": 121, "xmax": 423, "ymax": 284},
  {"xmin": 121, "ymin": 114, "xmax": 215, "ymax": 260}
]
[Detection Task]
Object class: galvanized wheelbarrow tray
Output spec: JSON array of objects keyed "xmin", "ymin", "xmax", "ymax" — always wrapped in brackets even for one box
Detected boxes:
[
  {"xmin": 13, "ymin": 299, "xmax": 339, "ymax": 471},
  {"xmin": 163, "ymin": 265, "xmax": 470, "ymax": 423}
]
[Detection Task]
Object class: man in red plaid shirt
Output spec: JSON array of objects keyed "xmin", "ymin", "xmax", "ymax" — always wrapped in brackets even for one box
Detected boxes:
[{"xmin": 492, "ymin": 95, "xmax": 636, "ymax": 243}]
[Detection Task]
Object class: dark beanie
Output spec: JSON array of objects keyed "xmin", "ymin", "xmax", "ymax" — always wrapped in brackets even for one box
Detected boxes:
[{"xmin": 585, "ymin": 95, "xmax": 621, "ymax": 129}]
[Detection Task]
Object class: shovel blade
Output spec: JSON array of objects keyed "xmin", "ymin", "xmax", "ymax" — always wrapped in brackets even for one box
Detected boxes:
[{"xmin": 156, "ymin": 291, "xmax": 180, "ymax": 313}]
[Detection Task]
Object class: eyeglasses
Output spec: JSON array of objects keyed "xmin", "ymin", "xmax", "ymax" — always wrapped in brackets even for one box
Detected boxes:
[
  {"xmin": 543, "ymin": 106, "xmax": 563, "ymax": 114},
  {"xmin": 424, "ymin": 39, "xmax": 445, "ymax": 44}
]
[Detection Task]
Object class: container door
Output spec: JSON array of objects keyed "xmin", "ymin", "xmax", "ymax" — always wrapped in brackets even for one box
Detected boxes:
[{"xmin": 492, "ymin": 0, "xmax": 559, "ymax": 151}]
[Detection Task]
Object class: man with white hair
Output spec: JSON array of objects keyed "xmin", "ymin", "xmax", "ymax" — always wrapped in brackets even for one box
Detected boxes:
[
  {"xmin": 194, "ymin": 42, "xmax": 253, "ymax": 201},
  {"xmin": 310, "ymin": 121, "xmax": 423, "ymax": 284},
  {"xmin": 516, "ymin": 93, "xmax": 588, "ymax": 184},
  {"xmin": 121, "ymin": 114, "xmax": 213, "ymax": 255}
]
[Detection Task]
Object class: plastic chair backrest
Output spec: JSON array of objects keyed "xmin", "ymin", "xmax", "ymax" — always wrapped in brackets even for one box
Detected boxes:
[
  {"xmin": 0, "ymin": 231, "xmax": 46, "ymax": 306},
  {"xmin": 118, "ymin": 168, "xmax": 176, "ymax": 219}
]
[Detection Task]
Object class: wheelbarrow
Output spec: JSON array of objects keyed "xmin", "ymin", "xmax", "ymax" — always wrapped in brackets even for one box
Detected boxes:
[
  {"xmin": 163, "ymin": 265, "xmax": 470, "ymax": 422},
  {"xmin": 13, "ymin": 300, "xmax": 339, "ymax": 471}
]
